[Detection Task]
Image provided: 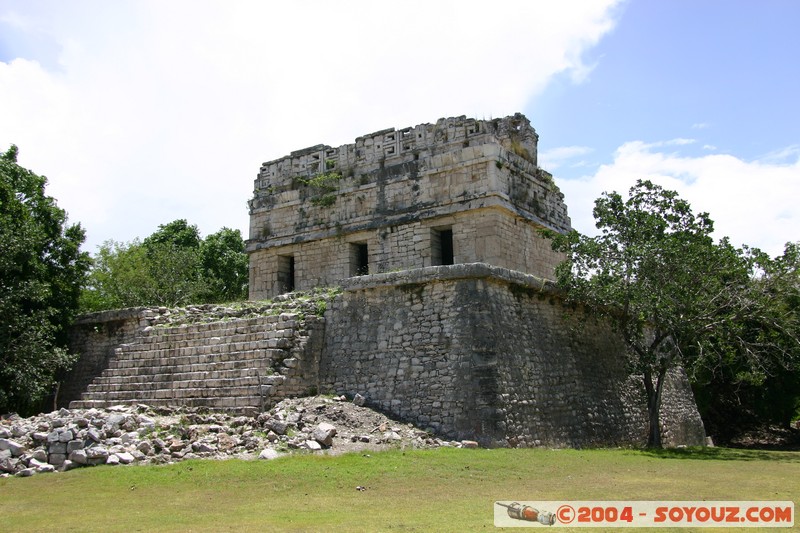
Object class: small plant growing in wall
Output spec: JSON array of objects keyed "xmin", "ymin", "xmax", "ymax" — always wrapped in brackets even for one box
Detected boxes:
[
  {"xmin": 538, "ymin": 170, "xmax": 559, "ymax": 193},
  {"xmin": 299, "ymin": 171, "xmax": 343, "ymax": 208},
  {"xmin": 299, "ymin": 171, "xmax": 342, "ymax": 190},
  {"xmin": 509, "ymin": 138, "xmax": 533, "ymax": 163},
  {"xmin": 311, "ymin": 194, "xmax": 337, "ymax": 207}
]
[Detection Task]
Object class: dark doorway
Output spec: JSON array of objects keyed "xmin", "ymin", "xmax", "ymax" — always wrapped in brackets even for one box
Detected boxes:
[
  {"xmin": 350, "ymin": 242, "xmax": 369, "ymax": 276},
  {"xmin": 278, "ymin": 255, "xmax": 295, "ymax": 292},
  {"xmin": 432, "ymin": 227, "xmax": 454, "ymax": 266}
]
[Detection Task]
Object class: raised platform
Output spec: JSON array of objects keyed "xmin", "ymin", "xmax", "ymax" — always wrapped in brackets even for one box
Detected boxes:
[{"xmin": 66, "ymin": 265, "xmax": 706, "ymax": 447}]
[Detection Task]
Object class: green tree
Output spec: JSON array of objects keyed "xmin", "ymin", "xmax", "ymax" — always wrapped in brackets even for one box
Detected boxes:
[
  {"xmin": 0, "ymin": 145, "xmax": 90, "ymax": 414},
  {"xmin": 80, "ymin": 239, "xmax": 207, "ymax": 310},
  {"xmin": 81, "ymin": 221, "xmax": 249, "ymax": 311},
  {"xmin": 544, "ymin": 180, "xmax": 798, "ymax": 447},
  {"xmin": 143, "ymin": 218, "xmax": 202, "ymax": 250},
  {"xmin": 693, "ymin": 241, "xmax": 800, "ymax": 437},
  {"xmin": 199, "ymin": 227, "xmax": 249, "ymax": 302}
]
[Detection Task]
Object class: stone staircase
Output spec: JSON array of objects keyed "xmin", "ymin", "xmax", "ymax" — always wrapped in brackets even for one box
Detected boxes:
[{"xmin": 69, "ymin": 295, "xmax": 331, "ymax": 414}]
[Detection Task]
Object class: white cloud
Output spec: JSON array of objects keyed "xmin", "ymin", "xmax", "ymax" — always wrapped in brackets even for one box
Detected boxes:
[
  {"xmin": 0, "ymin": 0, "xmax": 622, "ymax": 251},
  {"xmin": 644, "ymin": 138, "xmax": 696, "ymax": 148},
  {"xmin": 560, "ymin": 141, "xmax": 800, "ymax": 257},
  {"xmin": 539, "ymin": 146, "xmax": 594, "ymax": 169},
  {"xmin": 760, "ymin": 145, "xmax": 800, "ymax": 163},
  {"xmin": 692, "ymin": 122, "xmax": 710, "ymax": 130}
]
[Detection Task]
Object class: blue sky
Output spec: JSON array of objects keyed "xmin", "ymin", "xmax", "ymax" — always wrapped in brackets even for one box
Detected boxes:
[
  {"xmin": 532, "ymin": 1, "xmax": 800, "ymax": 255},
  {"xmin": 535, "ymin": 1, "xmax": 799, "ymax": 165},
  {"xmin": 1, "ymin": 1, "xmax": 798, "ymax": 257}
]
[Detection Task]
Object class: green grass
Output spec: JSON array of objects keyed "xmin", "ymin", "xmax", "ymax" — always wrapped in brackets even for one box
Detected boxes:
[{"xmin": 2, "ymin": 447, "xmax": 798, "ymax": 532}]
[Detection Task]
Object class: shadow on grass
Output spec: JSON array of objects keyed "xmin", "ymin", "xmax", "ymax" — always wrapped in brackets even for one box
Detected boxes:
[{"xmin": 636, "ymin": 446, "xmax": 800, "ymax": 463}]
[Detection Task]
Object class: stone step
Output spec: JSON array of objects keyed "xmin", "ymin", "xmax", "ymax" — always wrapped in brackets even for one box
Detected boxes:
[
  {"xmin": 135, "ymin": 314, "xmax": 299, "ymax": 339},
  {"xmin": 68, "ymin": 306, "xmax": 315, "ymax": 415},
  {"xmin": 85, "ymin": 374, "xmax": 264, "ymax": 392},
  {"xmin": 89, "ymin": 366, "xmax": 273, "ymax": 387},
  {"xmin": 109, "ymin": 348, "xmax": 293, "ymax": 368},
  {"xmin": 98, "ymin": 353, "xmax": 286, "ymax": 378},
  {"xmin": 104, "ymin": 347, "xmax": 292, "ymax": 372},
  {"xmin": 110, "ymin": 337, "xmax": 296, "ymax": 362},
  {"xmin": 124, "ymin": 328, "xmax": 297, "ymax": 351},
  {"xmin": 87, "ymin": 372, "xmax": 286, "ymax": 390}
]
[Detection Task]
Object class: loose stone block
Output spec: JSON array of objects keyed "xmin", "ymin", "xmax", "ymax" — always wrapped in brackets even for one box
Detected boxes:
[
  {"xmin": 48, "ymin": 442, "xmax": 67, "ymax": 455},
  {"xmin": 305, "ymin": 440, "xmax": 322, "ymax": 451},
  {"xmin": 258, "ymin": 449, "xmax": 281, "ymax": 460},
  {"xmin": 47, "ymin": 453, "xmax": 67, "ymax": 466},
  {"xmin": 0, "ymin": 438, "xmax": 25, "ymax": 457},
  {"xmin": 312, "ymin": 423, "xmax": 337, "ymax": 446}
]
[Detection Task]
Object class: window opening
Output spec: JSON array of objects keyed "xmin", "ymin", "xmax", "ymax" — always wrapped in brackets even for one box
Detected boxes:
[
  {"xmin": 278, "ymin": 255, "xmax": 295, "ymax": 293},
  {"xmin": 350, "ymin": 243, "xmax": 369, "ymax": 276},
  {"xmin": 431, "ymin": 227, "xmax": 454, "ymax": 266}
]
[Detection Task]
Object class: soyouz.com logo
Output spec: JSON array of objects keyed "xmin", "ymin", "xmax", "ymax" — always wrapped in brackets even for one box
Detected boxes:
[{"xmin": 493, "ymin": 501, "xmax": 794, "ymax": 528}]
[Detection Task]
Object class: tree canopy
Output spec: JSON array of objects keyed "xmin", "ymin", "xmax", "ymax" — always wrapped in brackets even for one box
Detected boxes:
[
  {"xmin": 0, "ymin": 145, "xmax": 91, "ymax": 415},
  {"xmin": 80, "ymin": 220, "xmax": 248, "ymax": 311},
  {"xmin": 544, "ymin": 179, "xmax": 799, "ymax": 447},
  {"xmin": 692, "ymin": 241, "xmax": 800, "ymax": 437}
]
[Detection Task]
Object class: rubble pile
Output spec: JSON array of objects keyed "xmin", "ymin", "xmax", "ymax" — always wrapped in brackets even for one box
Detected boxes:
[{"xmin": 0, "ymin": 395, "xmax": 479, "ymax": 478}]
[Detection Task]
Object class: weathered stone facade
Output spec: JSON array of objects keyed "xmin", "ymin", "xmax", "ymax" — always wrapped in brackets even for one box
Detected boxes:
[
  {"xmin": 247, "ymin": 114, "xmax": 569, "ymax": 299},
  {"xmin": 320, "ymin": 264, "xmax": 705, "ymax": 448}
]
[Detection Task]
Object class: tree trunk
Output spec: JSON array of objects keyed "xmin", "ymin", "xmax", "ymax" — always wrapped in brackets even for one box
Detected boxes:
[{"xmin": 643, "ymin": 367, "xmax": 668, "ymax": 448}]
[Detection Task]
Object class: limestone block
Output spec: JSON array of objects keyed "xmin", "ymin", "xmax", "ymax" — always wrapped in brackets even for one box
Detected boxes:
[
  {"xmin": 85, "ymin": 446, "xmax": 109, "ymax": 461},
  {"xmin": 258, "ymin": 448, "xmax": 281, "ymax": 460},
  {"xmin": 48, "ymin": 442, "xmax": 67, "ymax": 455},
  {"xmin": 47, "ymin": 453, "xmax": 66, "ymax": 466},
  {"xmin": 115, "ymin": 452, "xmax": 135, "ymax": 464},
  {"xmin": 32, "ymin": 448, "xmax": 48, "ymax": 462},
  {"xmin": 68, "ymin": 449, "xmax": 88, "ymax": 465},
  {"xmin": 313, "ymin": 423, "xmax": 337, "ymax": 446},
  {"xmin": 0, "ymin": 438, "xmax": 25, "ymax": 457},
  {"xmin": 305, "ymin": 440, "xmax": 322, "ymax": 451}
]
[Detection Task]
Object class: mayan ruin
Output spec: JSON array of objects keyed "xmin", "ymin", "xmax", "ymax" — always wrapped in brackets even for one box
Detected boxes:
[{"xmin": 61, "ymin": 114, "xmax": 706, "ymax": 449}]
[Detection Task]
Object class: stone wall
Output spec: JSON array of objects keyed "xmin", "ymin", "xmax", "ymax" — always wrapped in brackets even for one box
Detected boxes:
[
  {"xmin": 59, "ymin": 308, "xmax": 148, "ymax": 408},
  {"xmin": 319, "ymin": 264, "xmax": 706, "ymax": 448}
]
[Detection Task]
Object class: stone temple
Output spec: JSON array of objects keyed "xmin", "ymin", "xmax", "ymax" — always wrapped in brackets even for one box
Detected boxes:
[
  {"xmin": 65, "ymin": 114, "xmax": 706, "ymax": 448},
  {"xmin": 246, "ymin": 114, "xmax": 570, "ymax": 298}
]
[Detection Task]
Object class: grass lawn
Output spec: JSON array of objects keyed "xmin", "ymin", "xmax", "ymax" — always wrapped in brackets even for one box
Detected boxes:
[{"xmin": 2, "ymin": 447, "xmax": 797, "ymax": 532}]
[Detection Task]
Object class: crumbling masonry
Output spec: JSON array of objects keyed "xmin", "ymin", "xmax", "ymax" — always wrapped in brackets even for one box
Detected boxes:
[{"xmin": 246, "ymin": 114, "xmax": 569, "ymax": 298}]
